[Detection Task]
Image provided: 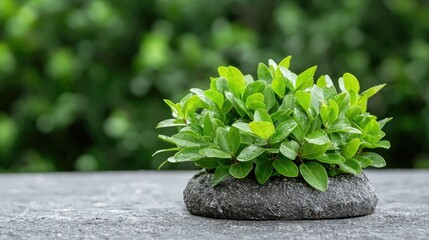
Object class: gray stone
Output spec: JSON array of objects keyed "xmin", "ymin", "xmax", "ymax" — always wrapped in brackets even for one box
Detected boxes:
[
  {"xmin": 184, "ymin": 172, "xmax": 378, "ymax": 220},
  {"xmin": 1, "ymin": 170, "xmax": 429, "ymax": 239}
]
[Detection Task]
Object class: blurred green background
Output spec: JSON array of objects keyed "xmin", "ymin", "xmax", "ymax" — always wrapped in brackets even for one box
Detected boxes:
[{"xmin": 0, "ymin": 0, "xmax": 428, "ymax": 172}]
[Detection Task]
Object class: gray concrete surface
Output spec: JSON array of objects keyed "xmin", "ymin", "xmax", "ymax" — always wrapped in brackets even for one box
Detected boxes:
[{"xmin": 0, "ymin": 170, "xmax": 428, "ymax": 240}]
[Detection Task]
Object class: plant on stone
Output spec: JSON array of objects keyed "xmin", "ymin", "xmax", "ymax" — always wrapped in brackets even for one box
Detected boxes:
[{"xmin": 154, "ymin": 56, "xmax": 391, "ymax": 191}]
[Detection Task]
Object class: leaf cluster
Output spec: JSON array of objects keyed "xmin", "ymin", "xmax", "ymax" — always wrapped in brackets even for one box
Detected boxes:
[{"xmin": 155, "ymin": 56, "xmax": 391, "ymax": 191}]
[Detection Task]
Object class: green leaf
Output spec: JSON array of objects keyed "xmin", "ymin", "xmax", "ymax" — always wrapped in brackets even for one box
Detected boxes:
[
  {"xmin": 279, "ymin": 56, "xmax": 292, "ymax": 69},
  {"xmin": 271, "ymin": 119, "xmax": 297, "ymax": 144},
  {"xmin": 216, "ymin": 77, "xmax": 229, "ymax": 94},
  {"xmin": 359, "ymin": 84, "xmax": 386, "ymax": 112},
  {"xmin": 363, "ymin": 119, "xmax": 381, "ymax": 136},
  {"xmin": 309, "ymin": 115, "xmax": 322, "ymax": 133},
  {"xmin": 195, "ymin": 158, "xmax": 219, "ymax": 169},
  {"xmin": 218, "ymin": 66, "xmax": 228, "ymax": 78},
  {"xmin": 240, "ymin": 133, "xmax": 253, "ymax": 145},
  {"xmin": 187, "ymin": 124, "xmax": 204, "ymax": 135},
  {"xmin": 328, "ymin": 118, "xmax": 362, "ymax": 134},
  {"xmin": 278, "ymin": 94, "xmax": 295, "ymax": 112},
  {"xmin": 229, "ymin": 161, "xmax": 253, "ymax": 178},
  {"xmin": 204, "ymin": 90, "xmax": 224, "ymax": 109},
  {"xmin": 273, "ymin": 156, "xmax": 298, "ymax": 177},
  {"xmin": 281, "ymin": 68, "xmax": 296, "ymax": 90},
  {"xmin": 293, "ymin": 107, "xmax": 310, "ymax": 130},
  {"xmin": 299, "ymin": 162, "xmax": 328, "ymax": 192},
  {"xmin": 345, "ymin": 105, "xmax": 362, "ymax": 120},
  {"xmin": 292, "ymin": 108, "xmax": 310, "ymax": 142},
  {"xmin": 268, "ymin": 60, "xmax": 276, "ymax": 76},
  {"xmin": 211, "ymin": 165, "xmax": 230, "ymax": 187},
  {"xmin": 171, "ymin": 131, "xmax": 204, "ymax": 147},
  {"xmin": 164, "ymin": 99, "xmax": 183, "ymax": 118},
  {"xmin": 296, "ymin": 65, "xmax": 317, "ymax": 90},
  {"xmin": 232, "ymin": 122, "xmax": 255, "ymax": 136},
  {"xmin": 341, "ymin": 138, "xmax": 361, "ymax": 159},
  {"xmin": 257, "ymin": 62, "xmax": 272, "ymax": 82},
  {"xmin": 360, "ymin": 152, "xmax": 386, "ymax": 168},
  {"xmin": 378, "ymin": 118, "xmax": 392, "ymax": 129},
  {"xmin": 156, "ymin": 119, "xmax": 186, "ymax": 128},
  {"xmin": 249, "ymin": 121, "xmax": 275, "ymax": 140},
  {"xmin": 179, "ymin": 93, "xmax": 195, "ymax": 106},
  {"xmin": 339, "ymin": 158, "xmax": 362, "ymax": 174},
  {"xmin": 279, "ymin": 140, "xmax": 300, "ymax": 160},
  {"xmin": 246, "ymin": 93, "xmax": 264, "ymax": 104},
  {"xmin": 210, "ymin": 77, "xmax": 218, "ymax": 91},
  {"xmin": 272, "ymin": 68, "xmax": 286, "ymax": 97},
  {"xmin": 301, "ymin": 142, "xmax": 331, "ymax": 159},
  {"xmin": 247, "ymin": 101, "xmax": 266, "ymax": 111},
  {"xmin": 333, "ymin": 92, "xmax": 348, "ymax": 112},
  {"xmin": 199, "ymin": 148, "xmax": 231, "ymax": 159},
  {"xmin": 215, "ymin": 128, "xmax": 229, "ymax": 153},
  {"xmin": 255, "ymin": 160, "xmax": 273, "ymax": 184},
  {"xmin": 190, "ymin": 88, "xmax": 214, "ymax": 107},
  {"xmin": 243, "ymin": 80, "xmax": 266, "ymax": 100},
  {"xmin": 237, "ymin": 145, "xmax": 266, "ymax": 162},
  {"xmin": 271, "ymin": 110, "xmax": 292, "ymax": 123},
  {"xmin": 339, "ymin": 73, "xmax": 360, "ymax": 93},
  {"xmin": 225, "ymin": 91, "xmax": 246, "ymax": 117},
  {"xmin": 157, "ymin": 135, "xmax": 176, "ymax": 145},
  {"xmin": 295, "ymin": 90, "xmax": 311, "ymax": 112},
  {"xmin": 170, "ymin": 147, "xmax": 204, "ymax": 162},
  {"xmin": 310, "ymin": 85, "xmax": 324, "ymax": 114},
  {"xmin": 254, "ymin": 109, "xmax": 272, "ymax": 122},
  {"xmin": 203, "ymin": 115, "xmax": 214, "ymax": 138},
  {"xmin": 361, "ymin": 134, "xmax": 379, "ymax": 147},
  {"xmin": 374, "ymin": 140, "xmax": 391, "ymax": 149},
  {"xmin": 244, "ymin": 74, "xmax": 254, "ymax": 84},
  {"xmin": 317, "ymin": 153, "xmax": 345, "ymax": 164},
  {"xmin": 321, "ymin": 84, "xmax": 337, "ymax": 100},
  {"xmin": 211, "ymin": 118, "xmax": 225, "ymax": 129},
  {"xmin": 316, "ymin": 75, "xmax": 334, "ymax": 88},
  {"xmin": 267, "ymin": 58, "xmax": 276, "ymax": 69},
  {"xmin": 183, "ymin": 95, "xmax": 201, "ymax": 119},
  {"xmin": 349, "ymin": 90, "xmax": 359, "ymax": 106},
  {"xmin": 320, "ymin": 104, "xmax": 331, "ymax": 125},
  {"xmin": 361, "ymin": 84, "xmax": 386, "ymax": 100},
  {"xmin": 328, "ymin": 99, "xmax": 339, "ymax": 123},
  {"xmin": 262, "ymin": 87, "xmax": 276, "ymax": 111},
  {"xmin": 227, "ymin": 127, "xmax": 241, "ymax": 155},
  {"xmin": 236, "ymin": 96, "xmax": 253, "ymax": 118},
  {"xmin": 152, "ymin": 148, "xmax": 179, "ymax": 157},
  {"xmin": 352, "ymin": 155, "xmax": 372, "ymax": 168},
  {"xmin": 305, "ymin": 131, "xmax": 330, "ymax": 145},
  {"xmin": 246, "ymin": 93, "xmax": 265, "ymax": 110},
  {"xmin": 227, "ymin": 66, "xmax": 246, "ymax": 97}
]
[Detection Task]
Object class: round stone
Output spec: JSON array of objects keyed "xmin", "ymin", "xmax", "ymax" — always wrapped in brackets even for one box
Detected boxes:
[{"xmin": 183, "ymin": 172, "xmax": 378, "ymax": 220}]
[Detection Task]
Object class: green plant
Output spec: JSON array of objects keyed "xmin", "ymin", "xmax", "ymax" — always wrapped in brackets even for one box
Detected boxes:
[
  {"xmin": 155, "ymin": 56, "xmax": 391, "ymax": 191},
  {"xmin": 1, "ymin": 1, "xmax": 427, "ymax": 172}
]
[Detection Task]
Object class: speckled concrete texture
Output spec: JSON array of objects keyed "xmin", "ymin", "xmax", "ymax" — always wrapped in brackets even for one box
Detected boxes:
[
  {"xmin": 183, "ymin": 172, "xmax": 378, "ymax": 219},
  {"xmin": 0, "ymin": 170, "xmax": 428, "ymax": 239}
]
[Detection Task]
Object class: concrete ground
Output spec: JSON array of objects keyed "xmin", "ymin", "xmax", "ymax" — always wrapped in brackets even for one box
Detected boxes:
[{"xmin": 0, "ymin": 170, "xmax": 428, "ymax": 240}]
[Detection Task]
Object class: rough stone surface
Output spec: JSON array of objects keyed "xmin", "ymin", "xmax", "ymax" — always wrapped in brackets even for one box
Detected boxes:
[
  {"xmin": 0, "ymin": 170, "xmax": 429, "ymax": 239},
  {"xmin": 183, "ymin": 172, "xmax": 378, "ymax": 220}
]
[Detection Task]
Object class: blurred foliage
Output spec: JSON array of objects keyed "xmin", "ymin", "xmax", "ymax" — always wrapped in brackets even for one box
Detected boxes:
[{"xmin": 0, "ymin": 0, "xmax": 428, "ymax": 171}]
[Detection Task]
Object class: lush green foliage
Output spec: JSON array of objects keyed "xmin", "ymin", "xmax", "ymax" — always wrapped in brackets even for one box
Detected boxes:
[
  {"xmin": 0, "ymin": 1, "xmax": 427, "ymax": 172},
  {"xmin": 155, "ymin": 57, "xmax": 390, "ymax": 191}
]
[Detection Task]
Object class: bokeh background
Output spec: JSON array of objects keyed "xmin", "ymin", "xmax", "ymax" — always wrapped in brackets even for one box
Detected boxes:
[{"xmin": 0, "ymin": 0, "xmax": 428, "ymax": 172}]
